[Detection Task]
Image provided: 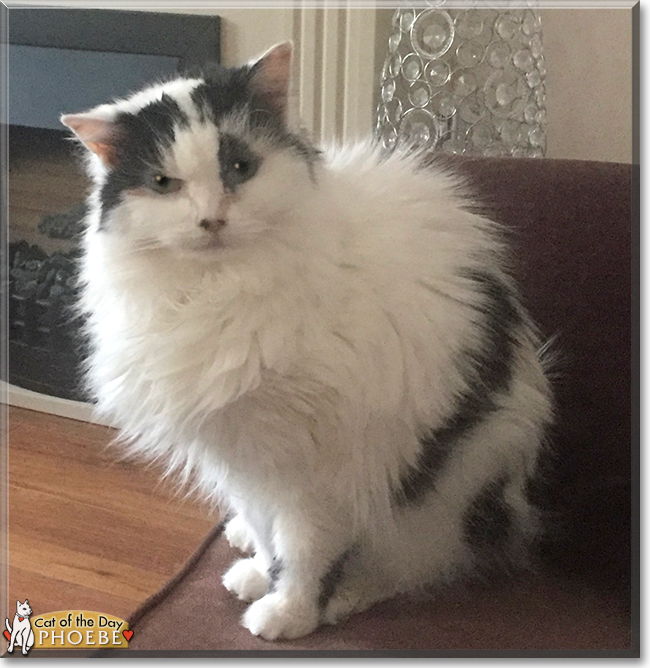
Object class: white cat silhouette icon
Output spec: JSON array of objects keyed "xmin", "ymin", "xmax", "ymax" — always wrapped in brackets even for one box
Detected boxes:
[{"xmin": 5, "ymin": 599, "xmax": 35, "ymax": 655}]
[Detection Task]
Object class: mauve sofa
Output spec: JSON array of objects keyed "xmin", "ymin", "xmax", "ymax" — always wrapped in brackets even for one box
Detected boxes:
[{"xmin": 103, "ymin": 157, "xmax": 635, "ymax": 656}]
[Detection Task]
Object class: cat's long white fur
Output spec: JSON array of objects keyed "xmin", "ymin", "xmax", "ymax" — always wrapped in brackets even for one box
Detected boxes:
[{"xmin": 72, "ymin": 63, "xmax": 552, "ymax": 640}]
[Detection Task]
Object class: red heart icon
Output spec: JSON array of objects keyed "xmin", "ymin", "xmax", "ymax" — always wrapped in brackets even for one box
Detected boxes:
[
  {"xmin": 3, "ymin": 629, "xmax": 10, "ymax": 642},
  {"xmin": 122, "ymin": 630, "xmax": 133, "ymax": 642},
  {"xmin": 18, "ymin": 617, "xmax": 23, "ymax": 622}
]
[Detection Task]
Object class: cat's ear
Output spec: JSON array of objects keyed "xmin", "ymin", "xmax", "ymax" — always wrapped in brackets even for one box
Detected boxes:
[
  {"xmin": 249, "ymin": 41, "xmax": 292, "ymax": 119},
  {"xmin": 16, "ymin": 600, "xmax": 20, "ymax": 607},
  {"xmin": 60, "ymin": 109, "xmax": 120, "ymax": 168}
]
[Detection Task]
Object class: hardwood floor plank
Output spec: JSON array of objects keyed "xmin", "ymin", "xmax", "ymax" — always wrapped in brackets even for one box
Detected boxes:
[
  {"xmin": 8, "ymin": 566, "xmax": 137, "ymax": 621},
  {"xmin": 9, "ymin": 441, "xmax": 216, "ymax": 527},
  {"xmin": 9, "ymin": 406, "xmax": 216, "ymax": 516},
  {"xmin": 10, "ymin": 485, "xmax": 215, "ymax": 574},
  {"xmin": 7, "ymin": 406, "xmax": 220, "ymax": 623},
  {"xmin": 10, "ymin": 534, "xmax": 163, "ymax": 602}
]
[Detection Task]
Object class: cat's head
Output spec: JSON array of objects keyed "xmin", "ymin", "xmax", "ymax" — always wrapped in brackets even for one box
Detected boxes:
[
  {"xmin": 16, "ymin": 600, "xmax": 32, "ymax": 617},
  {"xmin": 61, "ymin": 42, "xmax": 319, "ymax": 255}
]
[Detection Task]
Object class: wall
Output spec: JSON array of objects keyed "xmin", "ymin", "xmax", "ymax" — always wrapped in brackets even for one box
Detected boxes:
[{"xmin": 540, "ymin": 8, "xmax": 633, "ymax": 163}]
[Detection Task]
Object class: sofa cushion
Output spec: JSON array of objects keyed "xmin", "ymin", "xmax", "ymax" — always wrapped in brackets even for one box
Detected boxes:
[{"xmin": 452, "ymin": 158, "xmax": 632, "ymax": 599}]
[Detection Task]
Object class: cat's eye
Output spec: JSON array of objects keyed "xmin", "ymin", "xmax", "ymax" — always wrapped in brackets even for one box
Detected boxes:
[
  {"xmin": 219, "ymin": 134, "xmax": 260, "ymax": 191},
  {"xmin": 150, "ymin": 174, "xmax": 183, "ymax": 195},
  {"xmin": 233, "ymin": 160, "xmax": 250, "ymax": 175}
]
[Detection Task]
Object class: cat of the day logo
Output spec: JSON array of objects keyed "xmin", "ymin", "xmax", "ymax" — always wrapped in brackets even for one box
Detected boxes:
[{"xmin": 4, "ymin": 601, "xmax": 132, "ymax": 654}]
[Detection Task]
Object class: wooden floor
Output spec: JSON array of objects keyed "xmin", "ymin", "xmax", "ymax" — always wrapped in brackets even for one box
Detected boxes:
[{"xmin": 6, "ymin": 406, "xmax": 219, "ymax": 622}]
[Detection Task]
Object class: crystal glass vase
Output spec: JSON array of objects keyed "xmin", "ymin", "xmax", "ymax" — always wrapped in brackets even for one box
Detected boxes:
[{"xmin": 376, "ymin": 5, "xmax": 547, "ymax": 157}]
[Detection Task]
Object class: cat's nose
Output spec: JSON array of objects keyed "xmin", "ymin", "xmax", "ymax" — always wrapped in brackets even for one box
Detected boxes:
[{"xmin": 199, "ymin": 218, "xmax": 226, "ymax": 232}]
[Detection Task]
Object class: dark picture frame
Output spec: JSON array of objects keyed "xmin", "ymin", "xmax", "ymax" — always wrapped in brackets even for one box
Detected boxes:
[{"xmin": 9, "ymin": 8, "xmax": 220, "ymax": 69}]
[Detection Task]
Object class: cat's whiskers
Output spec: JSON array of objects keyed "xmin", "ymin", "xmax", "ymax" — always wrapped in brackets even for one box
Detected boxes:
[{"xmin": 130, "ymin": 238, "xmax": 166, "ymax": 254}]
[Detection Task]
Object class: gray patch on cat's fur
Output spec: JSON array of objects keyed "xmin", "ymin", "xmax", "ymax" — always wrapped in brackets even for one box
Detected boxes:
[
  {"xmin": 395, "ymin": 270, "xmax": 521, "ymax": 506},
  {"xmin": 318, "ymin": 549, "xmax": 353, "ymax": 611},
  {"xmin": 267, "ymin": 558, "xmax": 283, "ymax": 593},
  {"xmin": 463, "ymin": 475, "xmax": 513, "ymax": 552},
  {"xmin": 188, "ymin": 63, "xmax": 253, "ymax": 125},
  {"xmin": 218, "ymin": 133, "xmax": 261, "ymax": 192},
  {"xmin": 191, "ymin": 63, "xmax": 320, "ymax": 174},
  {"xmin": 98, "ymin": 94, "xmax": 189, "ymax": 228}
]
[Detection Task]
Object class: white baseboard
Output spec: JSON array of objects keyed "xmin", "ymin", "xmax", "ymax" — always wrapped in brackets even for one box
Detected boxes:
[{"xmin": 0, "ymin": 380, "xmax": 113, "ymax": 426}]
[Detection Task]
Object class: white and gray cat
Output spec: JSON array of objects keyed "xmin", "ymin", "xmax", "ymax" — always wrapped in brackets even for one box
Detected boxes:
[{"xmin": 61, "ymin": 42, "xmax": 553, "ymax": 640}]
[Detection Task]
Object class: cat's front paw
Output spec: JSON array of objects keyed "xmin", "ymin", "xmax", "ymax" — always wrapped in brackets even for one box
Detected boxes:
[
  {"xmin": 242, "ymin": 592, "xmax": 319, "ymax": 640},
  {"xmin": 222, "ymin": 557, "xmax": 269, "ymax": 602},
  {"xmin": 224, "ymin": 515, "xmax": 255, "ymax": 554}
]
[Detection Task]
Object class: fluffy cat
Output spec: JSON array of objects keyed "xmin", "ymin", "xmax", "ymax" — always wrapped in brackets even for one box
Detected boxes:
[{"xmin": 61, "ymin": 42, "xmax": 553, "ymax": 641}]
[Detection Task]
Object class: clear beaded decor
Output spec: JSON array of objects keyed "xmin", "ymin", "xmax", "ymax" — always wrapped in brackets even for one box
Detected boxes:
[{"xmin": 376, "ymin": 6, "xmax": 547, "ymax": 157}]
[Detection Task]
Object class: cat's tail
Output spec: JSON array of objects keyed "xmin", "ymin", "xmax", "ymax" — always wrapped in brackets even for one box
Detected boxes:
[{"xmin": 5, "ymin": 618, "xmax": 11, "ymax": 633}]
